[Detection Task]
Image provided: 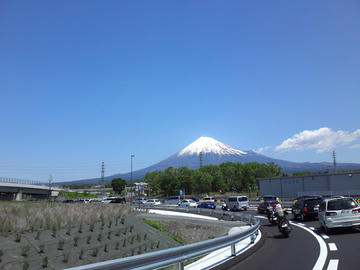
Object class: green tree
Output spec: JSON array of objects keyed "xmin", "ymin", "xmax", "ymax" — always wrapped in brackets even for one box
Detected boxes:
[{"xmin": 111, "ymin": 178, "xmax": 126, "ymax": 194}]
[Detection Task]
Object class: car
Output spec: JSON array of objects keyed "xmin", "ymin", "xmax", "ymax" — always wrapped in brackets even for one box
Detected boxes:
[
  {"xmin": 318, "ymin": 196, "xmax": 360, "ymax": 233},
  {"xmin": 143, "ymin": 199, "xmax": 161, "ymax": 206},
  {"xmin": 178, "ymin": 199, "xmax": 198, "ymax": 208},
  {"xmin": 226, "ymin": 196, "xmax": 249, "ymax": 211},
  {"xmin": 260, "ymin": 195, "xmax": 280, "ymax": 203},
  {"xmin": 202, "ymin": 197, "xmax": 216, "ymax": 203},
  {"xmin": 197, "ymin": 202, "xmax": 216, "ymax": 209},
  {"xmin": 257, "ymin": 200, "xmax": 279, "ymax": 214},
  {"xmin": 109, "ymin": 197, "xmax": 126, "ymax": 204},
  {"xmin": 101, "ymin": 197, "xmax": 115, "ymax": 203},
  {"xmin": 131, "ymin": 198, "xmax": 147, "ymax": 205},
  {"xmin": 292, "ymin": 196, "xmax": 322, "ymax": 221}
]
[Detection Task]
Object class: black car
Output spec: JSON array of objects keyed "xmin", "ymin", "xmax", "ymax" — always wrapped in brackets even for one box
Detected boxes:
[
  {"xmin": 292, "ymin": 196, "xmax": 322, "ymax": 221},
  {"xmin": 257, "ymin": 200, "xmax": 279, "ymax": 214},
  {"xmin": 110, "ymin": 197, "xmax": 126, "ymax": 204}
]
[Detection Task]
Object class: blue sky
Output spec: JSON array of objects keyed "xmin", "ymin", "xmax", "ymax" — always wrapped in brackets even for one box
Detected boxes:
[{"xmin": 1, "ymin": 1, "xmax": 360, "ymax": 182}]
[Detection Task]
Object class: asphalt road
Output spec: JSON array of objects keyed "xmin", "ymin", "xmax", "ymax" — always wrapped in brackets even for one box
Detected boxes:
[{"xmin": 218, "ymin": 208, "xmax": 360, "ymax": 270}]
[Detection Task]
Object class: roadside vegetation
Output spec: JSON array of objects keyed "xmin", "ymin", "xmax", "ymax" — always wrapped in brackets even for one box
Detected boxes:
[
  {"xmin": 0, "ymin": 202, "xmax": 181, "ymax": 270},
  {"xmin": 145, "ymin": 161, "xmax": 282, "ymax": 196}
]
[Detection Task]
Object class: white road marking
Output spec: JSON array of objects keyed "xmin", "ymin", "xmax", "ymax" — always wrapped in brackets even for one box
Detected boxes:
[
  {"xmin": 256, "ymin": 216, "xmax": 327, "ymax": 270},
  {"xmin": 148, "ymin": 209, "xmax": 218, "ymax": 220},
  {"xmin": 327, "ymin": 259, "xmax": 339, "ymax": 270},
  {"xmin": 328, "ymin": 243, "xmax": 338, "ymax": 251},
  {"xmin": 321, "ymin": 233, "xmax": 330, "ymax": 239},
  {"xmin": 297, "ymin": 223, "xmax": 306, "ymax": 226},
  {"xmin": 309, "ymin": 227, "xmax": 315, "ymax": 230}
]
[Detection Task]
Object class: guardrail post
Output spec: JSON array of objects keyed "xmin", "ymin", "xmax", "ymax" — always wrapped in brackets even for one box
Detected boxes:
[
  {"xmin": 178, "ymin": 261, "xmax": 184, "ymax": 270},
  {"xmin": 231, "ymin": 243, "xmax": 236, "ymax": 256}
]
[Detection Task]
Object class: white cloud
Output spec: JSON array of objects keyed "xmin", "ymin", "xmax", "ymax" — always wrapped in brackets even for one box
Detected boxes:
[
  {"xmin": 274, "ymin": 127, "xmax": 360, "ymax": 153},
  {"xmin": 253, "ymin": 146, "xmax": 271, "ymax": 154},
  {"xmin": 351, "ymin": 144, "xmax": 360, "ymax": 149}
]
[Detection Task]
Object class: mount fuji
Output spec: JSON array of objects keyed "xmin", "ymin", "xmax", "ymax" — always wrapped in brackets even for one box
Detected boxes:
[{"xmin": 65, "ymin": 136, "xmax": 360, "ymax": 184}]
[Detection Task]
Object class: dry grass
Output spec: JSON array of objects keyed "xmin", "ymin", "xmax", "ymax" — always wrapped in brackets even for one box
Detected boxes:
[{"xmin": 0, "ymin": 202, "xmax": 133, "ymax": 233}]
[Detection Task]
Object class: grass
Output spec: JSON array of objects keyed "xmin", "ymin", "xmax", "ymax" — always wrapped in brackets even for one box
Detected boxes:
[
  {"xmin": 142, "ymin": 218, "xmax": 186, "ymax": 245},
  {"xmin": 0, "ymin": 202, "xmax": 132, "ymax": 233}
]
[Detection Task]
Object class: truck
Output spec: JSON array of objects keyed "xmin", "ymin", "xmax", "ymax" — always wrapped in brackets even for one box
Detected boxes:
[{"xmin": 226, "ymin": 196, "xmax": 249, "ymax": 211}]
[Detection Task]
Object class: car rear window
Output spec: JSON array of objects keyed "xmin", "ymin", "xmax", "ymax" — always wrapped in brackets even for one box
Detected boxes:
[
  {"xmin": 263, "ymin": 196, "xmax": 276, "ymax": 201},
  {"xmin": 327, "ymin": 198, "xmax": 357, "ymax": 210},
  {"xmin": 304, "ymin": 198, "xmax": 322, "ymax": 207},
  {"xmin": 228, "ymin": 198, "xmax": 237, "ymax": 202}
]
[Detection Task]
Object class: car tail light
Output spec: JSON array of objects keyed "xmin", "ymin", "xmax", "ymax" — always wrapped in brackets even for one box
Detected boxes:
[
  {"xmin": 326, "ymin": 211, "xmax": 337, "ymax": 216},
  {"xmin": 352, "ymin": 208, "xmax": 360, "ymax": 213},
  {"xmin": 304, "ymin": 206, "xmax": 308, "ymax": 212},
  {"xmin": 282, "ymin": 221, "xmax": 286, "ymax": 225}
]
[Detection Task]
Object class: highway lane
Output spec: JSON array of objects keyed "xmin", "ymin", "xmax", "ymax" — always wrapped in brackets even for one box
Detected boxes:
[
  {"xmin": 288, "ymin": 215, "xmax": 360, "ymax": 270},
  {"xmin": 218, "ymin": 209, "xmax": 360, "ymax": 270},
  {"xmin": 216, "ymin": 210, "xmax": 321, "ymax": 270}
]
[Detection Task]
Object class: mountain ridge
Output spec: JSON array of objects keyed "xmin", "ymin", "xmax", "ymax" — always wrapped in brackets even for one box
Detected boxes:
[{"xmin": 59, "ymin": 136, "xmax": 360, "ymax": 184}]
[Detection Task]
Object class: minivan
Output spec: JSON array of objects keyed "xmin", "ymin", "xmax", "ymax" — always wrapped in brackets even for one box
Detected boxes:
[{"xmin": 226, "ymin": 196, "xmax": 249, "ymax": 211}]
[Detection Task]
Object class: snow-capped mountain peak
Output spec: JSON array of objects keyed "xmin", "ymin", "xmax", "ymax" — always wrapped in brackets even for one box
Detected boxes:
[{"xmin": 178, "ymin": 136, "xmax": 247, "ymax": 156}]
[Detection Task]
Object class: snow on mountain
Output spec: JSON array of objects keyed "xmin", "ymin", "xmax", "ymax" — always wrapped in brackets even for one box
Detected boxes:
[
  {"xmin": 178, "ymin": 136, "xmax": 247, "ymax": 156},
  {"xmin": 64, "ymin": 136, "xmax": 360, "ymax": 184}
]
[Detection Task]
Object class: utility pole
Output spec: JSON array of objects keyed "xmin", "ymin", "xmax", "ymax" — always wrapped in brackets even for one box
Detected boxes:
[
  {"xmin": 199, "ymin": 151, "xmax": 203, "ymax": 168},
  {"xmin": 101, "ymin": 162, "xmax": 105, "ymax": 198},
  {"xmin": 48, "ymin": 175, "xmax": 53, "ymax": 201},
  {"xmin": 332, "ymin": 151, "xmax": 336, "ymax": 172}
]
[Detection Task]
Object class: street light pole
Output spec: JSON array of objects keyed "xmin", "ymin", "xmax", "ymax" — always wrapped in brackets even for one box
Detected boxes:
[
  {"xmin": 130, "ymin": 155, "xmax": 135, "ymax": 201},
  {"xmin": 131, "ymin": 155, "xmax": 135, "ymax": 182}
]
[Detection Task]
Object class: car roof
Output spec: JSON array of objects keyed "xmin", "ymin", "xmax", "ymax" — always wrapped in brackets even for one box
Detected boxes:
[{"xmin": 322, "ymin": 196, "xmax": 347, "ymax": 202}]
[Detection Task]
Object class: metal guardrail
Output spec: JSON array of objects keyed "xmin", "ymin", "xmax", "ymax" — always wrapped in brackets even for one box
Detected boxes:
[{"xmin": 65, "ymin": 207, "xmax": 260, "ymax": 270}]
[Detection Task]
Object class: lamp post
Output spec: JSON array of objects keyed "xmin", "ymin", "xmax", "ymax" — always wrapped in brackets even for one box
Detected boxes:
[
  {"xmin": 131, "ymin": 155, "xmax": 135, "ymax": 182},
  {"xmin": 131, "ymin": 155, "xmax": 135, "ymax": 201}
]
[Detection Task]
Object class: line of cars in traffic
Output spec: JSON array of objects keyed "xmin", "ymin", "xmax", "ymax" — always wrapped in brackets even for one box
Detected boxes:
[
  {"xmin": 131, "ymin": 195, "xmax": 250, "ymax": 211},
  {"xmin": 257, "ymin": 194, "xmax": 360, "ymax": 233}
]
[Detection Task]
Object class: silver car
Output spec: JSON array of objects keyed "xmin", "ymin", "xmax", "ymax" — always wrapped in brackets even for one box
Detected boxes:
[
  {"xmin": 178, "ymin": 199, "xmax": 198, "ymax": 208},
  {"xmin": 318, "ymin": 196, "xmax": 360, "ymax": 233}
]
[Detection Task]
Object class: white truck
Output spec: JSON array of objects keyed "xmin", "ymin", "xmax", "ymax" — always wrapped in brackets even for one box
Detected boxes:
[{"xmin": 226, "ymin": 196, "xmax": 249, "ymax": 211}]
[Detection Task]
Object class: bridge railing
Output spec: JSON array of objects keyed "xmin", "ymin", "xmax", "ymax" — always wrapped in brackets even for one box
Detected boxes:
[
  {"xmin": 65, "ymin": 207, "xmax": 260, "ymax": 270},
  {"xmin": 0, "ymin": 177, "xmax": 47, "ymax": 186}
]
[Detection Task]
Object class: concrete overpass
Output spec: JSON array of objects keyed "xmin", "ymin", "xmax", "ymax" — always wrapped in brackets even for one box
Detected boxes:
[{"xmin": 0, "ymin": 177, "xmax": 61, "ymax": 200}]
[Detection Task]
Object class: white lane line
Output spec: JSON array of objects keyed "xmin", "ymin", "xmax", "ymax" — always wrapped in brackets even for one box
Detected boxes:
[
  {"xmin": 256, "ymin": 216, "xmax": 327, "ymax": 270},
  {"xmin": 309, "ymin": 227, "xmax": 315, "ymax": 230},
  {"xmin": 320, "ymin": 233, "xmax": 329, "ymax": 239},
  {"xmin": 297, "ymin": 223, "xmax": 306, "ymax": 226},
  {"xmin": 327, "ymin": 259, "xmax": 339, "ymax": 270},
  {"xmin": 328, "ymin": 243, "xmax": 338, "ymax": 251}
]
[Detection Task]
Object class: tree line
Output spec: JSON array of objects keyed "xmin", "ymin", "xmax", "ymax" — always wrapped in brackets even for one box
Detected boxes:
[{"xmin": 144, "ymin": 161, "xmax": 282, "ymax": 196}]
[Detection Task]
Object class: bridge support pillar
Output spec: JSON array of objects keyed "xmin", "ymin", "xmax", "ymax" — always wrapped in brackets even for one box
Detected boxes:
[
  {"xmin": 231, "ymin": 243, "xmax": 236, "ymax": 256},
  {"xmin": 178, "ymin": 261, "xmax": 184, "ymax": 270},
  {"xmin": 15, "ymin": 191, "xmax": 22, "ymax": 201}
]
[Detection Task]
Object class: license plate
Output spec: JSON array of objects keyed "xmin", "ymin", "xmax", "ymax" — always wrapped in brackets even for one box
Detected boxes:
[{"xmin": 281, "ymin": 224, "xmax": 288, "ymax": 228}]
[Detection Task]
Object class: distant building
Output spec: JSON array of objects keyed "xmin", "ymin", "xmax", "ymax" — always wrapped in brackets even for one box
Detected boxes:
[{"xmin": 259, "ymin": 171, "xmax": 360, "ymax": 198}]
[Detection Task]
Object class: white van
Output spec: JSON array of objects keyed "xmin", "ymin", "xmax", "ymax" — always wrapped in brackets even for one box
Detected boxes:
[{"xmin": 226, "ymin": 196, "xmax": 249, "ymax": 211}]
